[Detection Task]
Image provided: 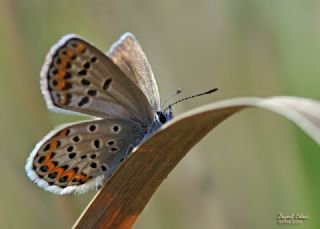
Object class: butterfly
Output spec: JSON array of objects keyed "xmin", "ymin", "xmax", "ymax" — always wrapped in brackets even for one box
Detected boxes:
[{"xmin": 25, "ymin": 33, "xmax": 174, "ymax": 194}]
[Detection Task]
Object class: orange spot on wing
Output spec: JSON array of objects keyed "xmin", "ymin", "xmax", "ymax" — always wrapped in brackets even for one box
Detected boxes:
[
  {"xmin": 55, "ymin": 55, "xmax": 69, "ymax": 66},
  {"xmin": 65, "ymin": 170, "xmax": 75, "ymax": 178},
  {"xmin": 44, "ymin": 152, "xmax": 54, "ymax": 161},
  {"xmin": 60, "ymin": 59, "xmax": 69, "ymax": 67},
  {"xmin": 53, "ymin": 167, "xmax": 66, "ymax": 178},
  {"xmin": 76, "ymin": 43, "xmax": 86, "ymax": 53},
  {"xmin": 57, "ymin": 80, "xmax": 66, "ymax": 90},
  {"xmin": 66, "ymin": 49, "xmax": 75, "ymax": 58},
  {"xmin": 50, "ymin": 140, "xmax": 59, "ymax": 150},
  {"xmin": 59, "ymin": 55, "xmax": 69, "ymax": 63},
  {"xmin": 63, "ymin": 170, "xmax": 76, "ymax": 183},
  {"xmin": 57, "ymin": 70, "xmax": 66, "ymax": 78},
  {"xmin": 74, "ymin": 173, "xmax": 88, "ymax": 183},
  {"xmin": 59, "ymin": 129, "xmax": 68, "ymax": 137},
  {"xmin": 42, "ymin": 160, "xmax": 56, "ymax": 172},
  {"xmin": 53, "ymin": 70, "xmax": 66, "ymax": 81}
]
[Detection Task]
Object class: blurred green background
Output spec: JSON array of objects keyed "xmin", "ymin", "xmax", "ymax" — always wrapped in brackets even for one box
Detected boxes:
[{"xmin": 0, "ymin": 0, "xmax": 319, "ymax": 228}]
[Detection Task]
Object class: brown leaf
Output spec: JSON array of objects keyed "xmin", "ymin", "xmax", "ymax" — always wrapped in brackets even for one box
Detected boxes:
[{"xmin": 73, "ymin": 96, "xmax": 320, "ymax": 229}]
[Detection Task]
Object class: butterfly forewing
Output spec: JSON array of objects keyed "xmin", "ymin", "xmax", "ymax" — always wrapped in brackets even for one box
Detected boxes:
[
  {"xmin": 41, "ymin": 35, "xmax": 154, "ymax": 127},
  {"xmin": 108, "ymin": 33, "xmax": 161, "ymax": 111},
  {"xmin": 26, "ymin": 119, "xmax": 144, "ymax": 194}
]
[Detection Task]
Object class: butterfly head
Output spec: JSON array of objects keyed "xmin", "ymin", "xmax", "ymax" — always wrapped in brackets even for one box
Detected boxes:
[
  {"xmin": 143, "ymin": 109, "xmax": 172, "ymax": 137},
  {"xmin": 156, "ymin": 110, "xmax": 173, "ymax": 125}
]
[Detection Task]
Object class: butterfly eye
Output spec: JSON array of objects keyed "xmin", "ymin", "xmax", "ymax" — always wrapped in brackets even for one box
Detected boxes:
[{"xmin": 157, "ymin": 112, "xmax": 167, "ymax": 124}]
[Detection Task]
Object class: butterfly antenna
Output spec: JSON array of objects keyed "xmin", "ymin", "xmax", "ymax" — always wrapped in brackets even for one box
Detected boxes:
[
  {"xmin": 164, "ymin": 88, "xmax": 218, "ymax": 112},
  {"xmin": 161, "ymin": 88, "xmax": 182, "ymax": 110}
]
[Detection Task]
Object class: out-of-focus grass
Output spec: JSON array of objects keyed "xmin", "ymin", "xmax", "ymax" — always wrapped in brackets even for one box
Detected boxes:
[{"xmin": 0, "ymin": 0, "xmax": 319, "ymax": 228}]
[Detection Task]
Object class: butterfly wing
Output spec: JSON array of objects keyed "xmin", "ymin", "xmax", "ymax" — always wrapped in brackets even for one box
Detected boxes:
[
  {"xmin": 26, "ymin": 118, "xmax": 144, "ymax": 194},
  {"xmin": 41, "ymin": 34, "xmax": 154, "ymax": 128},
  {"xmin": 108, "ymin": 33, "xmax": 161, "ymax": 112}
]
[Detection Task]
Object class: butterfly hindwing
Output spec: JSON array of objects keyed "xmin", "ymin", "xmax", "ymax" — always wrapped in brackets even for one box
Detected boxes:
[
  {"xmin": 41, "ymin": 35, "xmax": 154, "ymax": 127},
  {"xmin": 26, "ymin": 118, "xmax": 144, "ymax": 194},
  {"xmin": 108, "ymin": 33, "xmax": 161, "ymax": 111}
]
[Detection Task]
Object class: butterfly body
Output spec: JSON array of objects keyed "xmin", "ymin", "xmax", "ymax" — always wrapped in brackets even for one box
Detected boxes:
[{"xmin": 26, "ymin": 33, "xmax": 171, "ymax": 194}]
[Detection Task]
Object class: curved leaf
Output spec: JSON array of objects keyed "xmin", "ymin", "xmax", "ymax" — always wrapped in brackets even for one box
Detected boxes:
[{"xmin": 73, "ymin": 96, "xmax": 320, "ymax": 229}]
